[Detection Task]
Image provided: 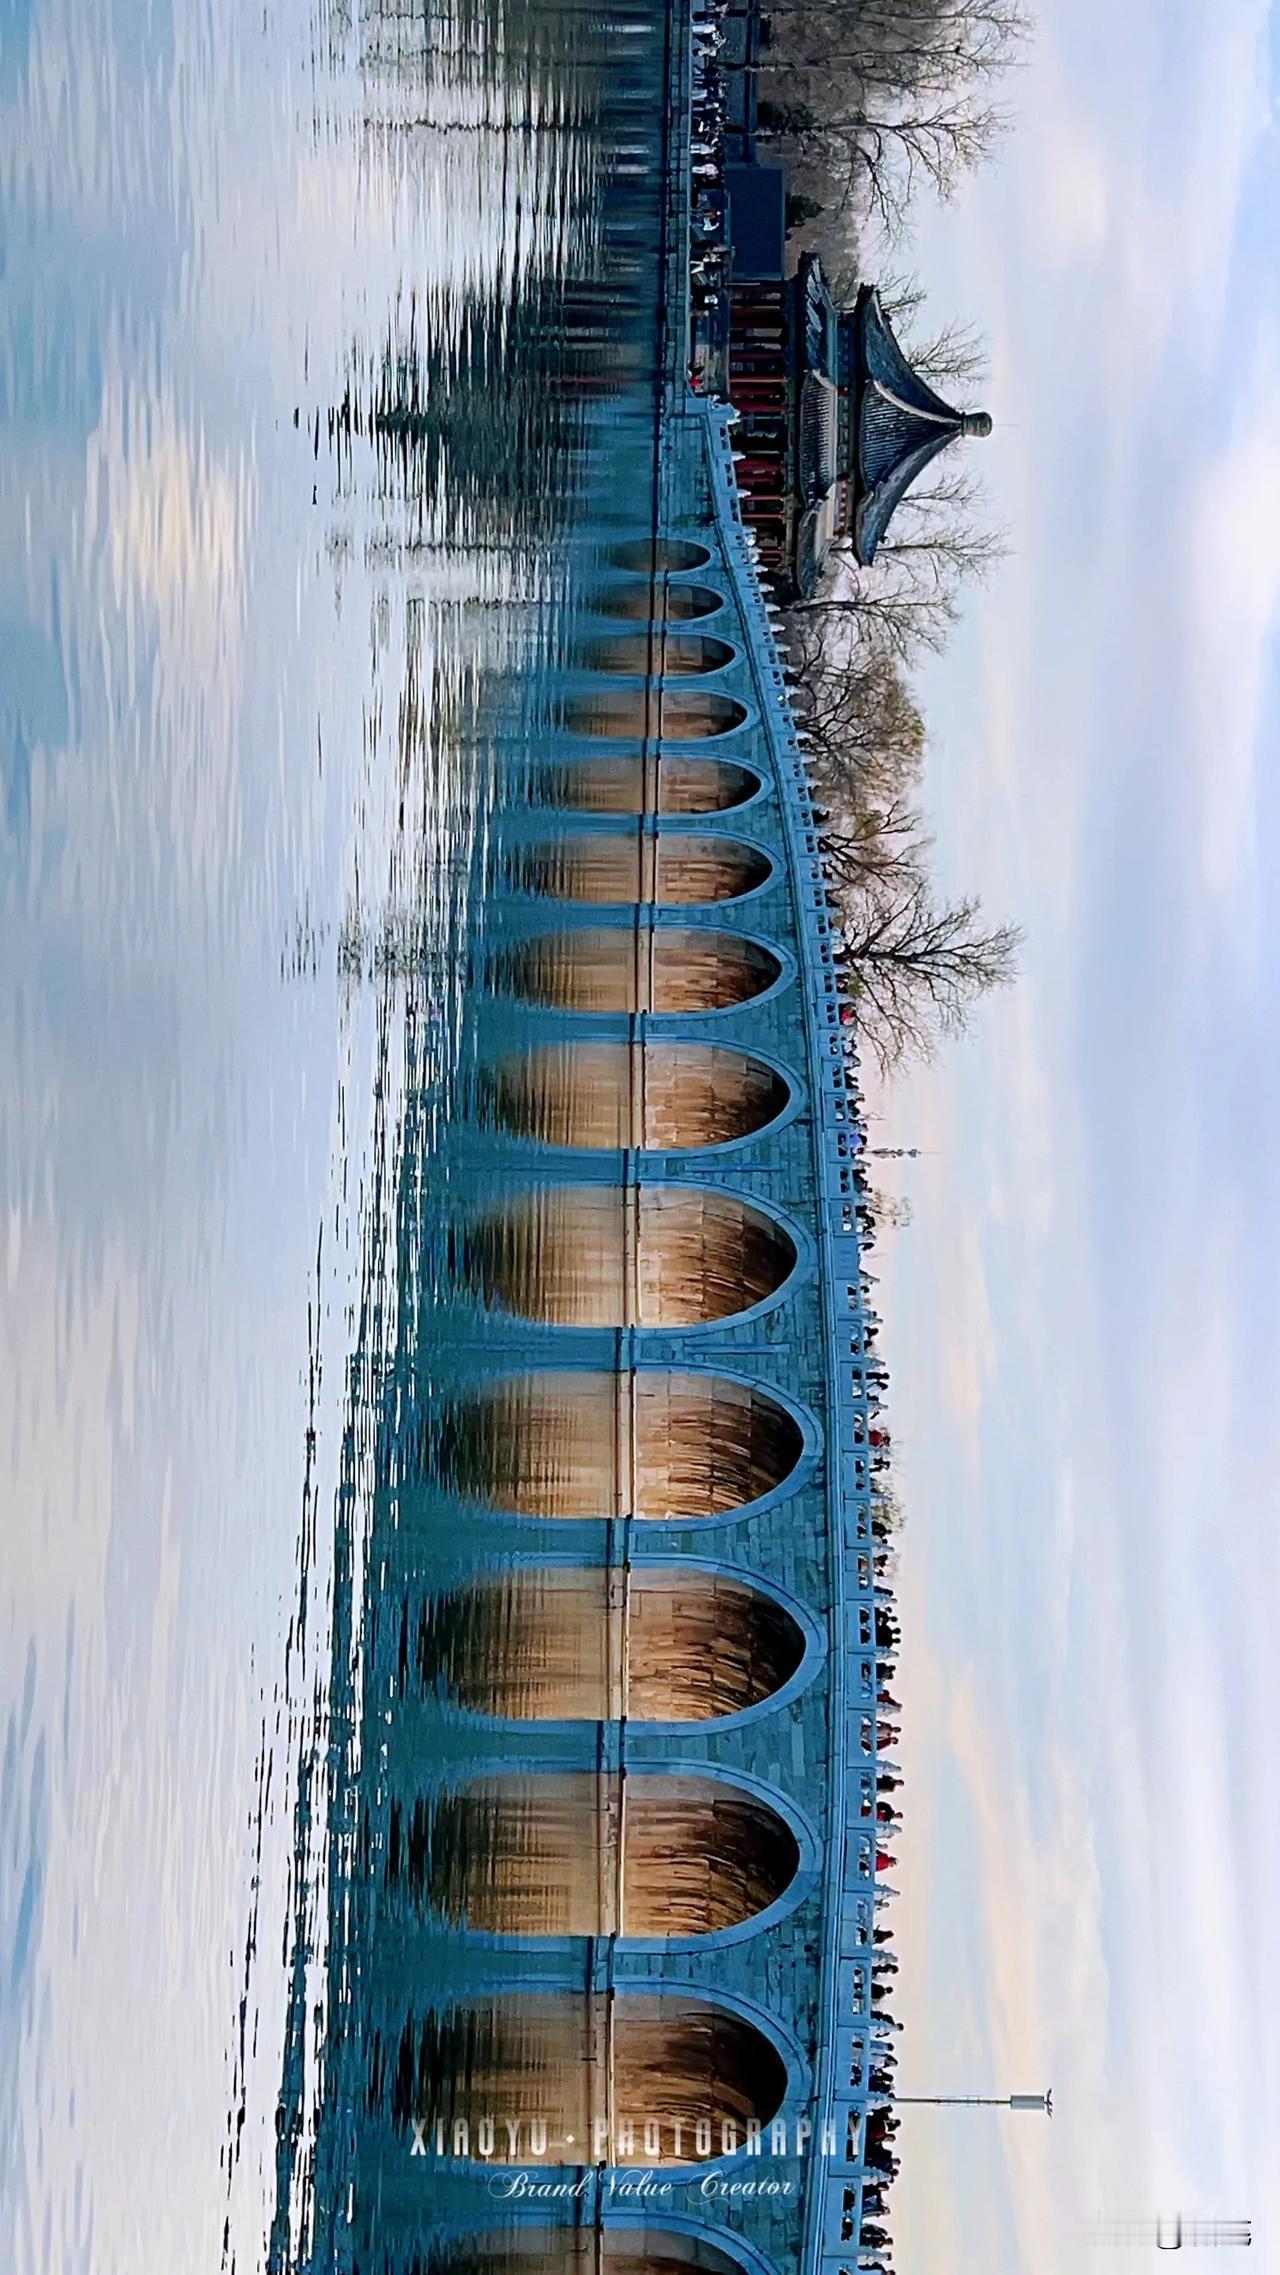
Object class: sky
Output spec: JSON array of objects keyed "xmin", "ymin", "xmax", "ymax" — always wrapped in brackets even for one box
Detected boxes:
[
  {"xmin": 3, "ymin": 0, "xmax": 1279, "ymax": 2268},
  {"xmin": 873, "ymin": 0, "xmax": 1280, "ymax": 2266}
]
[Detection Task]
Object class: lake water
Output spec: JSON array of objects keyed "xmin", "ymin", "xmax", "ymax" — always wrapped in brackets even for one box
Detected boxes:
[{"xmin": 0, "ymin": 0, "xmax": 676, "ymax": 2264}]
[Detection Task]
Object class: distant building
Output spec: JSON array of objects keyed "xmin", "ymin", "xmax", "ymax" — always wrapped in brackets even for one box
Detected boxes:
[{"xmin": 725, "ymin": 220, "xmax": 991, "ymax": 599}]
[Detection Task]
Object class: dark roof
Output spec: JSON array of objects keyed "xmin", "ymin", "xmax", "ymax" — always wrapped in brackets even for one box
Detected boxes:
[
  {"xmin": 798, "ymin": 373, "xmax": 837, "ymax": 504},
  {"xmin": 793, "ymin": 505, "xmax": 826, "ymax": 600},
  {"xmin": 850, "ymin": 285, "xmax": 990, "ymax": 566}
]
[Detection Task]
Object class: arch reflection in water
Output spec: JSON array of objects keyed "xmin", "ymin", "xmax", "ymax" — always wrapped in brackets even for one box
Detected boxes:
[
  {"xmin": 566, "ymin": 688, "xmax": 747, "ymax": 739},
  {"xmin": 414, "ymin": 1565, "xmax": 806, "ymax": 1721},
  {"xmin": 495, "ymin": 927, "xmax": 783, "ymax": 1014},
  {"xmin": 392, "ymin": 1993, "xmax": 787, "ymax": 2163},
  {"xmin": 519, "ymin": 834, "xmax": 771, "ymax": 905},
  {"xmin": 593, "ymin": 580, "xmax": 725, "ymax": 622},
  {"xmin": 584, "ymin": 632, "xmax": 735, "ymax": 676},
  {"xmin": 413, "ymin": 1770, "xmax": 800, "ymax": 1936},
  {"xmin": 460, "ymin": 1184, "xmax": 797, "ymax": 1325},
  {"xmin": 487, "ymin": 1041, "xmax": 790, "ymax": 1152},
  {"xmin": 609, "ymin": 538, "xmax": 713, "ymax": 574},
  {"xmin": 536, "ymin": 755, "xmax": 758, "ymax": 813},
  {"xmin": 435, "ymin": 2232, "xmax": 757, "ymax": 2275},
  {"xmin": 432, "ymin": 1370, "xmax": 805, "ymax": 1520}
]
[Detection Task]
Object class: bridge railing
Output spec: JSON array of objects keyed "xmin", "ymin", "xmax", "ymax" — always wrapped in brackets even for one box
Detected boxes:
[{"xmin": 696, "ymin": 399, "xmax": 885, "ymax": 2275}]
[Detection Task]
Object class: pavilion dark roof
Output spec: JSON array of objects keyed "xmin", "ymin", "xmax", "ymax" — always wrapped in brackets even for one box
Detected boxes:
[{"xmin": 850, "ymin": 285, "xmax": 990, "ymax": 567}]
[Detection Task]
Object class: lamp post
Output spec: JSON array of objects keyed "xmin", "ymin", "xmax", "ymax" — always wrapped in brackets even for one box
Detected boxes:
[
  {"xmin": 1087, "ymin": 2216, "xmax": 1251, "ymax": 2250},
  {"xmin": 892, "ymin": 2091, "xmax": 1053, "ymax": 2116}
]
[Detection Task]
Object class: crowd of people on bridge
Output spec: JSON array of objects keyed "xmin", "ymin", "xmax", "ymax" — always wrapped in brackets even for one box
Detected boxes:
[
  {"xmin": 855, "ymin": 1607, "xmax": 907, "ymax": 2268},
  {"xmin": 687, "ymin": 0, "xmax": 732, "ymax": 374},
  {"xmin": 681, "ymin": 16, "xmax": 911, "ymax": 2261},
  {"xmin": 819, "ymin": 834, "xmax": 910, "ymax": 2273}
]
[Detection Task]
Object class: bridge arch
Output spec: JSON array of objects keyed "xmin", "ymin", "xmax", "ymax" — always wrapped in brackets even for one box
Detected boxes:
[
  {"xmin": 491, "ymin": 926, "xmax": 790, "ymax": 1017},
  {"xmin": 484, "ymin": 1040, "xmax": 796, "ymax": 1154},
  {"xmin": 410, "ymin": 1560, "xmax": 815, "ymax": 1725},
  {"xmin": 594, "ymin": 2220, "xmax": 789, "ymax": 2275},
  {"xmin": 592, "ymin": 579, "xmax": 727, "ymax": 623},
  {"xmin": 426, "ymin": 2228, "xmax": 787, "ymax": 2275},
  {"xmin": 428, "ymin": 1368, "xmax": 811, "ymax": 1523},
  {"xmin": 413, "ymin": 1767, "xmax": 805, "ymax": 1939},
  {"xmin": 388, "ymin": 1988, "xmax": 793, "ymax": 2165},
  {"xmin": 533, "ymin": 755, "xmax": 764, "ymax": 814},
  {"xmin": 565, "ymin": 688, "xmax": 748, "ymax": 740},
  {"xmin": 583, "ymin": 631, "xmax": 736, "ymax": 677},
  {"xmin": 609, "ymin": 537, "xmax": 713, "ymax": 574},
  {"xmin": 516, "ymin": 834, "xmax": 774, "ymax": 907},
  {"xmin": 457, "ymin": 1183, "xmax": 803, "ymax": 1328}
]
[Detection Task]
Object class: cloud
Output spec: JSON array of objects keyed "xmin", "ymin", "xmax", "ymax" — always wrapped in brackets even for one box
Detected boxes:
[
  {"xmin": 877, "ymin": 7, "xmax": 1280, "ymax": 2269},
  {"xmin": 1185, "ymin": 362, "xmax": 1280, "ymax": 958},
  {"xmin": 1031, "ymin": 113, "xmax": 1111, "ymax": 260},
  {"xmin": 83, "ymin": 365, "xmax": 252, "ymax": 862}
]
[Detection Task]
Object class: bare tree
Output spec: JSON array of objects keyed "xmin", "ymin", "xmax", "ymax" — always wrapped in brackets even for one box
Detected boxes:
[
  {"xmin": 863, "ymin": 1189, "xmax": 915, "ymax": 1230},
  {"xmin": 785, "ymin": 624, "xmax": 939, "ymax": 900},
  {"xmin": 792, "ymin": 572, "xmax": 961, "ymax": 660},
  {"xmin": 877, "ymin": 272, "xmax": 991, "ymax": 390},
  {"xmin": 765, "ymin": 0, "xmax": 1029, "ymax": 95},
  {"xmin": 760, "ymin": 0, "xmax": 1030, "ymax": 234},
  {"xmin": 874, "ymin": 477, "xmax": 1007, "ymax": 582},
  {"xmin": 903, "ymin": 313, "xmax": 990, "ymax": 389},
  {"xmin": 789, "ymin": 621, "xmax": 926, "ymax": 783},
  {"xmin": 786, "ymin": 622, "xmax": 1022, "ymax": 1076},
  {"xmin": 870, "ymin": 1479, "xmax": 905, "ymax": 1532},
  {"xmin": 824, "ymin": 792, "xmax": 933, "ymax": 892},
  {"xmin": 814, "ymin": 96, "xmax": 1010, "ymax": 232},
  {"xmin": 794, "ymin": 480, "xmax": 1007, "ymax": 658},
  {"xmin": 838, "ymin": 876, "xmax": 1022, "ymax": 1075}
]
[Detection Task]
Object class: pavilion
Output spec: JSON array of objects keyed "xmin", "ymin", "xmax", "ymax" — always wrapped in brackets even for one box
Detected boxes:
[{"xmin": 725, "ymin": 237, "xmax": 991, "ymax": 597}]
